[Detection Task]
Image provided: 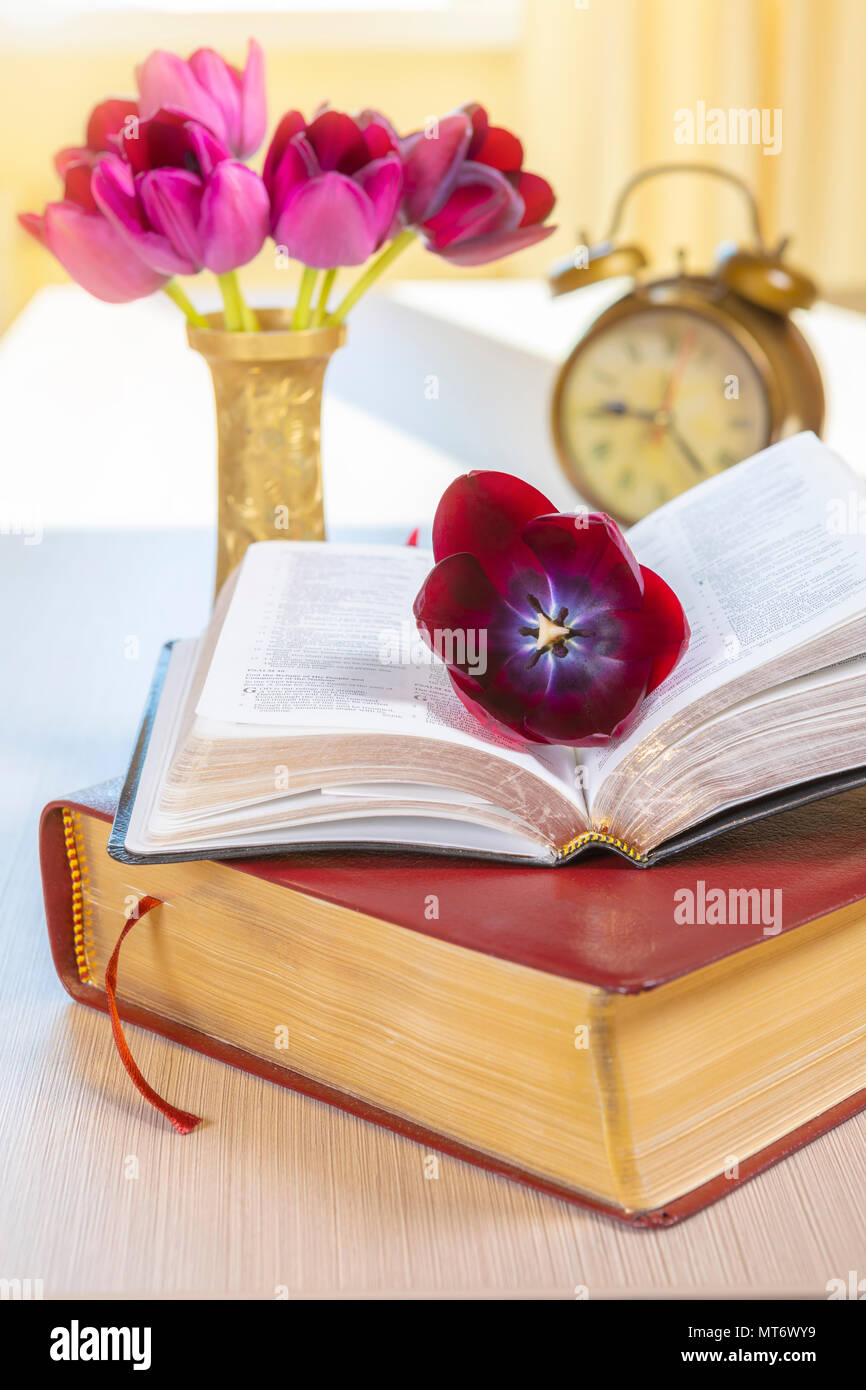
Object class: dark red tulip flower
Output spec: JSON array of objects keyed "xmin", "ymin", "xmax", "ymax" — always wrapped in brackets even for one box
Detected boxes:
[{"xmin": 413, "ymin": 472, "xmax": 690, "ymax": 746}]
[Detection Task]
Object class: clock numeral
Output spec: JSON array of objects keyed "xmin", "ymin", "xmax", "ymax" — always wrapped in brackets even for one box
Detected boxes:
[
  {"xmin": 591, "ymin": 439, "xmax": 611, "ymax": 459},
  {"xmin": 717, "ymin": 450, "xmax": 736, "ymax": 469}
]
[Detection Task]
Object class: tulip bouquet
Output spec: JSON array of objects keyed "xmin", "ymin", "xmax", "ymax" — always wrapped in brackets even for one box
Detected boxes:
[{"xmin": 19, "ymin": 38, "xmax": 556, "ymax": 332}]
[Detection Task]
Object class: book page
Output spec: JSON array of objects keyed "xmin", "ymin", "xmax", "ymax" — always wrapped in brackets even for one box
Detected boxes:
[
  {"xmin": 196, "ymin": 540, "xmax": 577, "ymax": 798},
  {"xmin": 580, "ymin": 433, "xmax": 866, "ymax": 797}
]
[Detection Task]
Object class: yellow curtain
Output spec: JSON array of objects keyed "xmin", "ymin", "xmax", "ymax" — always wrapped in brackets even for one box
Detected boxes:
[{"xmin": 519, "ymin": 0, "xmax": 866, "ymax": 297}]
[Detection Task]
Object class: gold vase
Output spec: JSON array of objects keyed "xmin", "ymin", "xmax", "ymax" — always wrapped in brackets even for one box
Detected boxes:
[{"xmin": 188, "ymin": 310, "xmax": 346, "ymax": 596}]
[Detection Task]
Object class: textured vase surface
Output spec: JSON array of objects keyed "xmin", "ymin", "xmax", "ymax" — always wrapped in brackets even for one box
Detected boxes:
[{"xmin": 188, "ymin": 310, "xmax": 346, "ymax": 595}]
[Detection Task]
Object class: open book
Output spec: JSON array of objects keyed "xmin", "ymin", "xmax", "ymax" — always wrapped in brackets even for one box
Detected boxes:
[{"xmin": 110, "ymin": 433, "xmax": 866, "ymax": 868}]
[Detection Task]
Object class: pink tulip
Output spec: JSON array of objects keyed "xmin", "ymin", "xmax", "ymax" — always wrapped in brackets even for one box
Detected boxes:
[
  {"xmin": 54, "ymin": 98, "xmax": 140, "ymax": 178},
  {"xmin": 399, "ymin": 111, "xmax": 473, "ymax": 224},
  {"xmin": 136, "ymin": 39, "xmax": 266, "ymax": 159},
  {"xmin": 92, "ymin": 110, "xmax": 269, "ymax": 276},
  {"xmin": 407, "ymin": 104, "xmax": 556, "ymax": 266},
  {"xmin": 19, "ymin": 160, "xmax": 168, "ymax": 303},
  {"xmin": 263, "ymin": 108, "xmax": 403, "ymax": 268}
]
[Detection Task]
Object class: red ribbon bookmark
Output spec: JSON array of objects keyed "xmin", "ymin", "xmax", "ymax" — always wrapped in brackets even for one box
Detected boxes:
[{"xmin": 103, "ymin": 895, "xmax": 202, "ymax": 1135}]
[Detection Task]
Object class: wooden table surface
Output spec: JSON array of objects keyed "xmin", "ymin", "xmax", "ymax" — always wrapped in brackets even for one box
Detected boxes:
[{"xmin": 1, "ymin": 527, "xmax": 865, "ymax": 1301}]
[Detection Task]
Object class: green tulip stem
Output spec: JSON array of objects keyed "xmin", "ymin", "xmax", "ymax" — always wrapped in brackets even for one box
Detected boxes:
[
  {"xmin": 238, "ymin": 286, "xmax": 260, "ymax": 332},
  {"xmin": 163, "ymin": 281, "xmax": 209, "ymax": 329},
  {"xmin": 216, "ymin": 271, "xmax": 247, "ymax": 331},
  {"xmin": 327, "ymin": 229, "xmax": 416, "ymax": 326},
  {"xmin": 311, "ymin": 268, "xmax": 337, "ymax": 327},
  {"xmin": 293, "ymin": 267, "xmax": 319, "ymax": 330}
]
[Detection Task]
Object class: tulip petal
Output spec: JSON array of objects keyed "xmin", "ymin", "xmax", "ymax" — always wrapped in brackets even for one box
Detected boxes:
[
  {"xmin": 521, "ymin": 513, "xmax": 645, "ymax": 619},
  {"xmin": 199, "ymin": 161, "xmax": 269, "ymax": 273},
  {"xmin": 513, "ymin": 170, "xmax": 555, "ymax": 227},
  {"xmin": 55, "ymin": 146, "xmax": 94, "ymax": 178},
  {"xmin": 422, "ymin": 162, "xmax": 522, "ymax": 250},
  {"xmin": 431, "ymin": 220, "xmax": 556, "ymax": 266},
  {"xmin": 123, "ymin": 109, "xmax": 228, "ymax": 178},
  {"xmin": 471, "ymin": 125, "xmax": 523, "ymax": 173},
  {"xmin": 522, "ymin": 648, "xmax": 651, "ymax": 745},
  {"xmin": 414, "ymin": 551, "xmax": 522, "ymax": 648},
  {"xmin": 272, "ymin": 171, "xmax": 378, "ymax": 267},
  {"xmin": 138, "ymin": 167, "xmax": 205, "ymax": 271},
  {"xmin": 400, "ymin": 113, "xmax": 472, "ymax": 224},
  {"xmin": 189, "ymin": 47, "xmax": 242, "ymax": 152},
  {"xmin": 239, "ymin": 38, "xmax": 267, "ymax": 157},
  {"xmin": 354, "ymin": 153, "xmax": 403, "ymax": 246},
  {"xmin": 357, "ymin": 107, "xmax": 401, "ymax": 148},
  {"xmin": 41, "ymin": 201, "xmax": 167, "ymax": 302},
  {"xmin": 432, "ymin": 471, "xmax": 555, "ymax": 611},
  {"xmin": 414, "ymin": 552, "xmax": 549, "ymax": 717},
  {"xmin": 442, "ymin": 670, "xmax": 534, "ymax": 749},
  {"xmin": 63, "ymin": 161, "xmax": 99, "ymax": 213},
  {"xmin": 92, "ymin": 154, "xmax": 194, "ymax": 275},
  {"xmin": 634, "ymin": 566, "xmax": 691, "ymax": 692},
  {"xmin": 268, "ymin": 135, "xmax": 318, "ymax": 233},
  {"xmin": 359, "ymin": 112, "xmax": 399, "ymax": 162},
  {"xmin": 464, "ymin": 103, "xmax": 489, "ymax": 158},
  {"xmin": 86, "ymin": 98, "xmax": 139, "ymax": 152},
  {"xmin": 136, "ymin": 50, "xmax": 228, "ymax": 145},
  {"xmin": 263, "ymin": 110, "xmax": 308, "ymax": 194},
  {"xmin": 306, "ymin": 109, "xmax": 368, "ymax": 173},
  {"xmin": 18, "ymin": 211, "xmax": 47, "ymax": 247}
]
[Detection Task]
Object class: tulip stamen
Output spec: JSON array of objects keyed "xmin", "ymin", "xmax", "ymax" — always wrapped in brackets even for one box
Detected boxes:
[{"xmin": 523, "ymin": 597, "xmax": 587, "ymax": 668}]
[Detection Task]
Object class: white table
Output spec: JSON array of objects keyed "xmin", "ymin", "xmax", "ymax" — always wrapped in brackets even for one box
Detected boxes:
[{"xmin": 1, "ymin": 283, "xmax": 865, "ymax": 1299}]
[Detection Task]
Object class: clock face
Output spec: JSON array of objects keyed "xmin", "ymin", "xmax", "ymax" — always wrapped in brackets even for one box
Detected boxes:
[{"xmin": 554, "ymin": 304, "xmax": 772, "ymax": 524}]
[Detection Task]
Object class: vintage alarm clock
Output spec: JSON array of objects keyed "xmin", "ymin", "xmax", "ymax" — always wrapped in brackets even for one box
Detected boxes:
[{"xmin": 549, "ymin": 162, "xmax": 824, "ymax": 524}]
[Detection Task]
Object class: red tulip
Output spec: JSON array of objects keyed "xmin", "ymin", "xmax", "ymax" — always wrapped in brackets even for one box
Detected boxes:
[
  {"xmin": 413, "ymin": 472, "xmax": 689, "ymax": 746},
  {"xmin": 263, "ymin": 108, "xmax": 403, "ymax": 267},
  {"xmin": 18, "ymin": 159, "xmax": 168, "ymax": 303},
  {"xmin": 404, "ymin": 104, "xmax": 555, "ymax": 265},
  {"xmin": 54, "ymin": 98, "xmax": 140, "ymax": 178},
  {"xmin": 92, "ymin": 110, "xmax": 268, "ymax": 276},
  {"xmin": 136, "ymin": 39, "xmax": 266, "ymax": 158}
]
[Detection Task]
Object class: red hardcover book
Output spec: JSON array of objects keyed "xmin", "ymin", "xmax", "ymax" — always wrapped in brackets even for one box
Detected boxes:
[{"xmin": 40, "ymin": 778, "xmax": 866, "ymax": 1226}]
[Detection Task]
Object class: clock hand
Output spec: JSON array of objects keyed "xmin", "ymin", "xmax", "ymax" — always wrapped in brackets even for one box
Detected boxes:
[
  {"xmin": 650, "ymin": 327, "xmax": 698, "ymax": 445},
  {"xmin": 589, "ymin": 401, "xmax": 658, "ymax": 421},
  {"xmin": 668, "ymin": 423, "xmax": 708, "ymax": 478}
]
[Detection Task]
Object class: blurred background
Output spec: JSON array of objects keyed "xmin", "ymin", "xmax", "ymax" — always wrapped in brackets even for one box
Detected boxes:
[{"xmin": 2, "ymin": 0, "xmax": 866, "ymax": 334}]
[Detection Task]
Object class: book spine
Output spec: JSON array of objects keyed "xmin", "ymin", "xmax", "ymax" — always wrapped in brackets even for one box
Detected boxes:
[
  {"xmin": 62, "ymin": 808, "xmax": 95, "ymax": 984},
  {"xmin": 557, "ymin": 830, "xmax": 649, "ymax": 864}
]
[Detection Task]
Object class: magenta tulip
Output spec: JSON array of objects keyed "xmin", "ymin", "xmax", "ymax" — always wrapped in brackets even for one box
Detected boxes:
[
  {"xmin": 136, "ymin": 39, "xmax": 266, "ymax": 158},
  {"xmin": 413, "ymin": 472, "xmax": 689, "ymax": 746},
  {"xmin": 407, "ymin": 104, "xmax": 555, "ymax": 266},
  {"xmin": 91, "ymin": 110, "xmax": 268, "ymax": 276},
  {"xmin": 19, "ymin": 160, "xmax": 168, "ymax": 303},
  {"xmin": 263, "ymin": 108, "xmax": 403, "ymax": 267}
]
